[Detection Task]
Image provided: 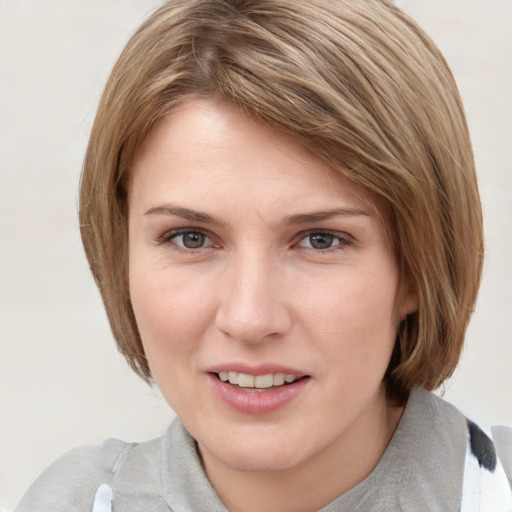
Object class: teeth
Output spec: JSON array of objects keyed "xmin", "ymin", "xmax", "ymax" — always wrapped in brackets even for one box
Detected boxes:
[
  {"xmin": 254, "ymin": 374, "xmax": 273, "ymax": 389},
  {"xmin": 238, "ymin": 373, "xmax": 255, "ymax": 387},
  {"xmin": 218, "ymin": 371, "xmax": 299, "ymax": 388},
  {"xmin": 273, "ymin": 373, "xmax": 285, "ymax": 386}
]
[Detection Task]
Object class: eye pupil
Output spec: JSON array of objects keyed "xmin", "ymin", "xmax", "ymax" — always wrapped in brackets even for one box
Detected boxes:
[
  {"xmin": 309, "ymin": 233, "xmax": 334, "ymax": 249},
  {"xmin": 182, "ymin": 232, "xmax": 205, "ymax": 248}
]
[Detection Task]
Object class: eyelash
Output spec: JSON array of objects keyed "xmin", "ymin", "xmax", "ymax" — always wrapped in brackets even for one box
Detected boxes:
[
  {"xmin": 297, "ymin": 230, "xmax": 353, "ymax": 252},
  {"xmin": 156, "ymin": 229, "xmax": 353, "ymax": 253},
  {"xmin": 156, "ymin": 228, "xmax": 215, "ymax": 253}
]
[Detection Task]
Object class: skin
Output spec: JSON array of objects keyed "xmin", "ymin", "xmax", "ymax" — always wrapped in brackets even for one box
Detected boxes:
[{"xmin": 128, "ymin": 97, "xmax": 417, "ymax": 512}]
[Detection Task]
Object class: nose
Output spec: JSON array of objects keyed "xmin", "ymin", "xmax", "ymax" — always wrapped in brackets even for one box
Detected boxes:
[{"xmin": 214, "ymin": 251, "xmax": 293, "ymax": 345}]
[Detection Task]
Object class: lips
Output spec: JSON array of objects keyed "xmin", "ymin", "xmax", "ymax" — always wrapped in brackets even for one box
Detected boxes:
[{"xmin": 207, "ymin": 364, "xmax": 310, "ymax": 414}]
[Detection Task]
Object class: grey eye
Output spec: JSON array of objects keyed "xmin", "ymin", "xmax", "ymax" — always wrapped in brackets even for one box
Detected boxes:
[
  {"xmin": 175, "ymin": 231, "xmax": 208, "ymax": 249},
  {"xmin": 303, "ymin": 233, "xmax": 337, "ymax": 250}
]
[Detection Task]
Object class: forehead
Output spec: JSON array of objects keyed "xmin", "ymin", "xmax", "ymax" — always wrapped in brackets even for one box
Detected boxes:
[{"xmin": 126, "ymin": 97, "xmax": 393, "ymax": 240}]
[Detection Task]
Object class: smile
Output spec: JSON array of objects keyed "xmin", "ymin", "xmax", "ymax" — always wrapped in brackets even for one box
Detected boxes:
[
  {"xmin": 216, "ymin": 371, "xmax": 303, "ymax": 389},
  {"xmin": 209, "ymin": 370, "xmax": 311, "ymax": 414}
]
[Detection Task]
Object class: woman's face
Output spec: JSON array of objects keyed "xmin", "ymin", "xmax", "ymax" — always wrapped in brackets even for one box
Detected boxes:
[{"xmin": 128, "ymin": 97, "xmax": 416, "ymax": 474}]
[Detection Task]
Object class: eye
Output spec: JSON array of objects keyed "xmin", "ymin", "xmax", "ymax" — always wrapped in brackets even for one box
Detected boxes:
[
  {"xmin": 297, "ymin": 231, "xmax": 350, "ymax": 250},
  {"xmin": 160, "ymin": 229, "xmax": 213, "ymax": 250}
]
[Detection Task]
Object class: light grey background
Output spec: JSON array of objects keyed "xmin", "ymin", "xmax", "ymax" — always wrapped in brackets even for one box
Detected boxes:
[{"xmin": 1, "ymin": 1, "xmax": 511, "ymax": 510}]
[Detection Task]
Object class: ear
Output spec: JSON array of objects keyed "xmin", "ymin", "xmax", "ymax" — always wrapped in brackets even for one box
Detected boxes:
[{"xmin": 397, "ymin": 279, "xmax": 419, "ymax": 321}]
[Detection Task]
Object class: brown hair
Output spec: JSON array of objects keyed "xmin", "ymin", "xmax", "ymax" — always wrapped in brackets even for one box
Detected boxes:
[{"xmin": 79, "ymin": 0, "xmax": 483, "ymax": 403}]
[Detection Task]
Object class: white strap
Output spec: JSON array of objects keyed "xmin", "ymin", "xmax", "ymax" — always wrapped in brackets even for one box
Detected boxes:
[
  {"xmin": 90, "ymin": 446, "xmax": 126, "ymax": 512},
  {"xmin": 91, "ymin": 483, "xmax": 113, "ymax": 512}
]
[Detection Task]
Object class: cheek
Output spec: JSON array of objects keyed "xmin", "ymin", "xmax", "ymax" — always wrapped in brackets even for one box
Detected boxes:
[
  {"xmin": 304, "ymin": 265, "xmax": 400, "ymax": 326},
  {"xmin": 298, "ymin": 266, "xmax": 401, "ymax": 367},
  {"xmin": 128, "ymin": 263, "xmax": 214, "ymax": 370},
  {"xmin": 129, "ymin": 270, "xmax": 217, "ymax": 420}
]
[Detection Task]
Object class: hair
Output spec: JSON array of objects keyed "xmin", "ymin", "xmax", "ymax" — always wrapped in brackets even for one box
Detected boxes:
[{"xmin": 79, "ymin": 0, "xmax": 483, "ymax": 404}]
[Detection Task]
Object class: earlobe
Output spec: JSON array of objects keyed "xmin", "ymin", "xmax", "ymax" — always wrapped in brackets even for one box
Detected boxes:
[{"xmin": 399, "ymin": 283, "xmax": 419, "ymax": 320}]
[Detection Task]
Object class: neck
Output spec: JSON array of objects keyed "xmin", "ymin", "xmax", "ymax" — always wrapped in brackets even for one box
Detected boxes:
[{"xmin": 200, "ymin": 386, "xmax": 405, "ymax": 512}]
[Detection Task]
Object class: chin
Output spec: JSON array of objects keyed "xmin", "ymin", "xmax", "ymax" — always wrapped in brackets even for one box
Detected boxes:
[
  {"xmin": 197, "ymin": 427, "xmax": 321, "ymax": 474},
  {"xmin": 210, "ymin": 446, "xmax": 303, "ymax": 473}
]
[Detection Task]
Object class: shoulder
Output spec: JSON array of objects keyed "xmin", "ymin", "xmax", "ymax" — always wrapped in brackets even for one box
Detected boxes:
[
  {"xmin": 401, "ymin": 389, "xmax": 512, "ymax": 506},
  {"xmin": 419, "ymin": 389, "xmax": 512, "ymax": 485},
  {"xmin": 14, "ymin": 437, "xmax": 153, "ymax": 512}
]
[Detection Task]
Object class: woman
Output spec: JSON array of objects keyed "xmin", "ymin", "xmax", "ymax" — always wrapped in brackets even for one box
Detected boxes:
[{"xmin": 16, "ymin": 0, "xmax": 512, "ymax": 510}]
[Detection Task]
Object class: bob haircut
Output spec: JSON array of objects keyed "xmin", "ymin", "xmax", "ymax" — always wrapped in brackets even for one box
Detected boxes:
[{"xmin": 79, "ymin": 0, "xmax": 483, "ymax": 404}]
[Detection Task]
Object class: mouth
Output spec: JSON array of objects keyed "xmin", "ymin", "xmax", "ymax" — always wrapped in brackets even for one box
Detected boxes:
[
  {"xmin": 208, "ymin": 368, "xmax": 311, "ymax": 413},
  {"xmin": 213, "ymin": 371, "xmax": 309, "ymax": 391}
]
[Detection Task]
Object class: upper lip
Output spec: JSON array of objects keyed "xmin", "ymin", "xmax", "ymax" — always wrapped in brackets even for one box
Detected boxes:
[{"xmin": 206, "ymin": 362, "xmax": 309, "ymax": 377}]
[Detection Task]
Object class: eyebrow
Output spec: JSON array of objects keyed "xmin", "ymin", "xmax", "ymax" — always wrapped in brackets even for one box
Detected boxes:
[
  {"xmin": 144, "ymin": 203, "xmax": 370, "ymax": 226},
  {"xmin": 284, "ymin": 207, "xmax": 370, "ymax": 224},
  {"xmin": 145, "ymin": 204, "xmax": 227, "ymax": 227}
]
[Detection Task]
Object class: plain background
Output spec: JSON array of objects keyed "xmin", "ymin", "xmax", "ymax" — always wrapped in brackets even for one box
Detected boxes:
[{"xmin": 1, "ymin": 1, "xmax": 511, "ymax": 510}]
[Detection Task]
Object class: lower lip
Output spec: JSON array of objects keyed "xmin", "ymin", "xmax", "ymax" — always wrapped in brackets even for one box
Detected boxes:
[{"xmin": 208, "ymin": 374, "xmax": 310, "ymax": 415}]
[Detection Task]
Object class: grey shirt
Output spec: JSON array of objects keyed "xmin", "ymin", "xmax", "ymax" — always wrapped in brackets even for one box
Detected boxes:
[{"xmin": 15, "ymin": 388, "xmax": 512, "ymax": 511}]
